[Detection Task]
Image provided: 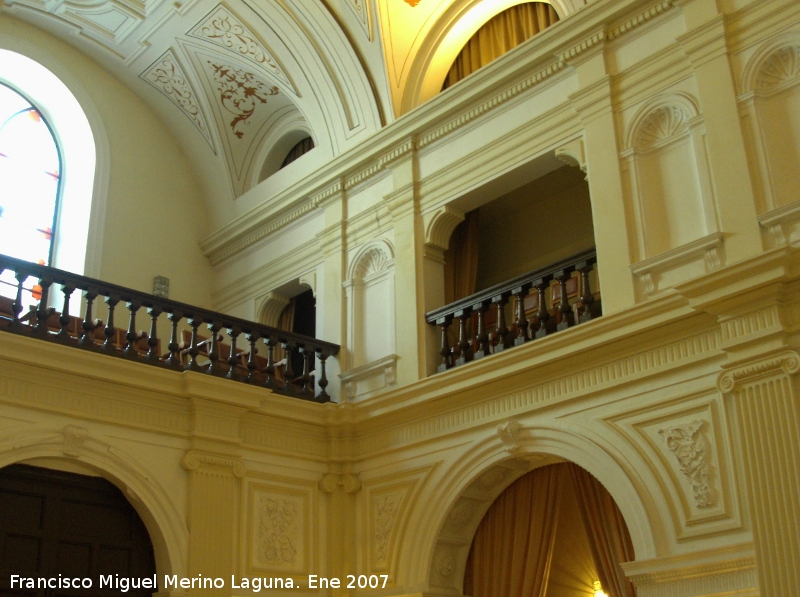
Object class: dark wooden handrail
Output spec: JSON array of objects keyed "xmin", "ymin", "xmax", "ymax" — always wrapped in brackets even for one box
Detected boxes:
[
  {"xmin": 425, "ymin": 248, "xmax": 599, "ymax": 372},
  {"xmin": 0, "ymin": 253, "xmax": 338, "ymax": 402}
]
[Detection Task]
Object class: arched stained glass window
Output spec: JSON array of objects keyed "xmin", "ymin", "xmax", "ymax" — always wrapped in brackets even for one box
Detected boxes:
[
  {"xmin": 0, "ymin": 82, "xmax": 61, "ymax": 305},
  {"xmin": 0, "ymin": 83, "xmax": 61, "ymax": 266}
]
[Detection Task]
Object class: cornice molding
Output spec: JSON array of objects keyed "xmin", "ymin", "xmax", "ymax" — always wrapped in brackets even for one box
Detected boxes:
[
  {"xmin": 607, "ymin": 0, "xmax": 674, "ymax": 40},
  {"xmin": 200, "ymin": 0, "xmax": 683, "ymax": 264}
]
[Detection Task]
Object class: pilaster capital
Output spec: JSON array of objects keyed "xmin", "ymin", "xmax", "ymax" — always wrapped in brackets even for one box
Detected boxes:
[
  {"xmin": 384, "ymin": 181, "xmax": 418, "ymax": 221},
  {"xmin": 717, "ymin": 350, "xmax": 800, "ymax": 393},
  {"xmin": 319, "ymin": 473, "xmax": 362, "ymax": 493},
  {"xmin": 676, "ymin": 14, "xmax": 728, "ymax": 69},
  {"xmin": 567, "ymin": 75, "xmax": 613, "ymax": 124},
  {"xmin": 181, "ymin": 450, "xmax": 246, "ymax": 478}
]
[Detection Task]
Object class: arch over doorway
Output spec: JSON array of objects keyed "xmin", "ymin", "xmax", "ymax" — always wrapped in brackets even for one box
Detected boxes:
[
  {"xmin": 405, "ymin": 424, "xmax": 659, "ymax": 594},
  {"xmin": 0, "ymin": 425, "xmax": 188, "ymax": 581}
]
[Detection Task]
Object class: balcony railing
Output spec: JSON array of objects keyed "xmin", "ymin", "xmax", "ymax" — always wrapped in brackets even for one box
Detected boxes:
[
  {"xmin": 426, "ymin": 248, "xmax": 600, "ymax": 373},
  {"xmin": 0, "ymin": 254, "xmax": 339, "ymax": 402}
]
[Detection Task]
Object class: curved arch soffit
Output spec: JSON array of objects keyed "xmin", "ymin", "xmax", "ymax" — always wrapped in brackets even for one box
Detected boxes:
[
  {"xmin": 0, "ymin": 42, "xmax": 108, "ymax": 278},
  {"xmin": 403, "ymin": 424, "xmax": 659, "ymax": 592},
  {"xmin": 0, "ymin": 425, "xmax": 189, "ymax": 580},
  {"xmin": 401, "ymin": 0, "xmax": 570, "ymax": 114}
]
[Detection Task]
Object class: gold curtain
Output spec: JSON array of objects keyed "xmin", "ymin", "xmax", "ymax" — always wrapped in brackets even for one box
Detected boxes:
[
  {"xmin": 444, "ymin": 209, "xmax": 480, "ymax": 304},
  {"xmin": 274, "ymin": 298, "xmax": 297, "ymax": 362},
  {"xmin": 567, "ymin": 463, "xmax": 637, "ymax": 597},
  {"xmin": 463, "ymin": 464, "xmax": 564, "ymax": 597},
  {"xmin": 442, "ymin": 3, "xmax": 560, "ymax": 90}
]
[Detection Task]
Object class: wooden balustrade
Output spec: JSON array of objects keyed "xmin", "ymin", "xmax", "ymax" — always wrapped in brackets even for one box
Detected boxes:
[
  {"xmin": 425, "ymin": 248, "xmax": 600, "ymax": 373},
  {"xmin": 0, "ymin": 254, "xmax": 339, "ymax": 402}
]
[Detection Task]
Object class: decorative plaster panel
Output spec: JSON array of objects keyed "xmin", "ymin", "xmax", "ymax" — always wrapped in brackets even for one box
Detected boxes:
[
  {"xmin": 187, "ymin": 5, "xmax": 294, "ymax": 92},
  {"xmin": 140, "ymin": 48, "xmax": 214, "ymax": 150},
  {"xmin": 247, "ymin": 483, "xmax": 310, "ymax": 576}
]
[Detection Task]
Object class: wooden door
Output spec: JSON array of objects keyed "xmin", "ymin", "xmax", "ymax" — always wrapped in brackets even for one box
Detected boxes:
[{"xmin": 0, "ymin": 464, "xmax": 155, "ymax": 597}]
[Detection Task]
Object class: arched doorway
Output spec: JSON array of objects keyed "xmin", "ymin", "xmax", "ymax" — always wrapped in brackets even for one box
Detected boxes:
[
  {"xmin": 0, "ymin": 463, "xmax": 156, "ymax": 596},
  {"xmin": 463, "ymin": 462, "xmax": 635, "ymax": 597}
]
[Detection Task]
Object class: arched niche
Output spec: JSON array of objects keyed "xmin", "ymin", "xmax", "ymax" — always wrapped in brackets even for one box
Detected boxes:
[
  {"xmin": 341, "ymin": 238, "xmax": 397, "ymax": 401},
  {"xmin": 623, "ymin": 93, "xmax": 714, "ymax": 258},
  {"xmin": 739, "ymin": 35, "xmax": 800, "ymax": 215},
  {"xmin": 407, "ymin": 425, "xmax": 657, "ymax": 595},
  {"xmin": 401, "ymin": 0, "xmax": 579, "ymax": 114},
  {"xmin": 0, "ymin": 425, "xmax": 188, "ymax": 581},
  {"xmin": 0, "ymin": 45, "xmax": 109, "ymax": 278}
]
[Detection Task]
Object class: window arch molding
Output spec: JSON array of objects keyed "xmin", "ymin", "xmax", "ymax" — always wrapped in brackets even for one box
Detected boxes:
[
  {"xmin": 401, "ymin": 0, "xmax": 574, "ymax": 114},
  {"xmin": 0, "ymin": 39, "xmax": 109, "ymax": 277}
]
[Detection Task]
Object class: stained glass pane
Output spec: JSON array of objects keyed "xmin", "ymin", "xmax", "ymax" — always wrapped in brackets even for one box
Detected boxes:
[{"xmin": 0, "ymin": 83, "xmax": 61, "ymax": 305}]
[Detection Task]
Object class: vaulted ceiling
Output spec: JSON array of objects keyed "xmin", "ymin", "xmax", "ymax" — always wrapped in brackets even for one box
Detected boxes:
[{"xmin": 1, "ymin": 0, "xmax": 585, "ymax": 206}]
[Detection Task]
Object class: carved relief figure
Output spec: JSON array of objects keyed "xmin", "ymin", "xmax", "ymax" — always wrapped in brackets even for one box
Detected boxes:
[
  {"xmin": 373, "ymin": 493, "xmax": 401, "ymax": 564},
  {"xmin": 659, "ymin": 419, "xmax": 717, "ymax": 508},
  {"xmin": 258, "ymin": 495, "xmax": 299, "ymax": 565}
]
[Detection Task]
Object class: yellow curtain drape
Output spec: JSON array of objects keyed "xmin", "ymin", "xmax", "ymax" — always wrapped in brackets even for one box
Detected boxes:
[
  {"xmin": 274, "ymin": 297, "xmax": 297, "ymax": 363},
  {"xmin": 567, "ymin": 463, "xmax": 637, "ymax": 597},
  {"xmin": 463, "ymin": 464, "xmax": 564, "ymax": 597},
  {"xmin": 442, "ymin": 3, "xmax": 559, "ymax": 90},
  {"xmin": 444, "ymin": 209, "xmax": 480, "ymax": 304}
]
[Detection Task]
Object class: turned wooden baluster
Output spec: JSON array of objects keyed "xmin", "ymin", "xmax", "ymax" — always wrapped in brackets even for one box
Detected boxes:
[
  {"xmin": 205, "ymin": 321, "xmax": 222, "ymax": 374},
  {"xmin": 436, "ymin": 315, "xmax": 453, "ymax": 373},
  {"xmin": 56, "ymin": 285, "xmax": 75, "ymax": 341},
  {"xmin": 283, "ymin": 340, "xmax": 297, "ymax": 392},
  {"xmin": 316, "ymin": 351, "xmax": 330, "ymax": 402},
  {"xmin": 164, "ymin": 311, "xmax": 183, "ymax": 368},
  {"xmin": 145, "ymin": 306, "xmax": 162, "ymax": 363},
  {"xmin": 102, "ymin": 295, "xmax": 120, "ymax": 353},
  {"xmin": 261, "ymin": 334, "xmax": 277, "ymax": 388},
  {"xmin": 123, "ymin": 301, "xmax": 141, "ymax": 359},
  {"xmin": 185, "ymin": 315, "xmax": 203, "ymax": 371},
  {"xmin": 533, "ymin": 278, "xmax": 553, "ymax": 339},
  {"xmin": 555, "ymin": 269, "xmax": 575, "ymax": 331},
  {"xmin": 454, "ymin": 307, "xmax": 473, "ymax": 366},
  {"xmin": 79, "ymin": 289, "xmax": 98, "ymax": 347},
  {"xmin": 472, "ymin": 299, "xmax": 491, "ymax": 359},
  {"xmin": 33, "ymin": 277, "xmax": 53, "ymax": 338},
  {"xmin": 10, "ymin": 271, "xmax": 25, "ymax": 327},
  {"xmin": 491, "ymin": 292, "xmax": 512, "ymax": 352},
  {"xmin": 245, "ymin": 332, "xmax": 260, "ymax": 383},
  {"xmin": 577, "ymin": 260, "xmax": 597, "ymax": 323},
  {"xmin": 300, "ymin": 347, "xmax": 313, "ymax": 397},
  {"xmin": 512, "ymin": 283, "xmax": 531, "ymax": 346},
  {"xmin": 226, "ymin": 326, "xmax": 241, "ymax": 381}
]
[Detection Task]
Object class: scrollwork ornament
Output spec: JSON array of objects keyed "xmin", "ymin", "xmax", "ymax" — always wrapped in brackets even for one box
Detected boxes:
[
  {"xmin": 659, "ymin": 420, "xmax": 717, "ymax": 508},
  {"xmin": 181, "ymin": 450, "xmax": 245, "ymax": 477},
  {"xmin": 436, "ymin": 553, "xmax": 456, "ymax": 577},
  {"xmin": 717, "ymin": 350, "xmax": 800, "ymax": 393}
]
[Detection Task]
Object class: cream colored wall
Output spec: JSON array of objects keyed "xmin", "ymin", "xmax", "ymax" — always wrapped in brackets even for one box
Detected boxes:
[
  {"xmin": 2, "ymin": 1, "xmax": 800, "ymax": 597},
  {"xmin": 0, "ymin": 16, "xmax": 214, "ymax": 308}
]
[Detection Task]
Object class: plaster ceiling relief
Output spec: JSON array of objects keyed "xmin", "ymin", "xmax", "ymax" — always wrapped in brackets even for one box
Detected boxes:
[
  {"xmin": 187, "ymin": 4, "xmax": 297, "ymax": 94},
  {"xmin": 139, "ymin": 48, "xmax": 215, "ymax": 150},
  {"xmin": 183, "ymin": 44, "xmax": 298, "ymax": 195},
  {"xmin": 3, "ymin": 0, "xmax": 162, "ymax": 46}
]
